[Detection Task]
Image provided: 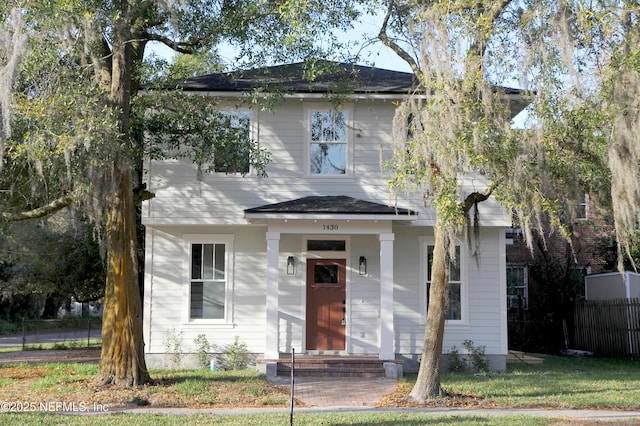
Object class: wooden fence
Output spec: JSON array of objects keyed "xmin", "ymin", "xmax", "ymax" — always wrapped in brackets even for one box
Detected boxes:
[{"xmin": 573, "ymin": 298, "xmax": 640, "ymax": 358}]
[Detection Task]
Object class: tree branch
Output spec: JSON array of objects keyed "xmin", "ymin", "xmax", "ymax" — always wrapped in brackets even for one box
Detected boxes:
[
  {"xmin": 469, "ymin": 0, "xmax": 513, "ymax": 59},
  {"xmin": 0, "ymin": 195, "xmax": 73, "ymax": 222},
  {"xmin": 144, "ymin": 32, "xmax": 200, "ymax": 54},
  {"xmin": 461, "ymin": 179, "xmax": 501, "ymax": 214},
  {"xmin": 378, "ymin": 0, "xmax": 422, "ymax": 80}
]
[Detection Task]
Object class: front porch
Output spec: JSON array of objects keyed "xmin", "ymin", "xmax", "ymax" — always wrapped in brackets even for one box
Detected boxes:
[{"xmin": 257, "ymin": 354, "xmax": 404, "ymax": 378}]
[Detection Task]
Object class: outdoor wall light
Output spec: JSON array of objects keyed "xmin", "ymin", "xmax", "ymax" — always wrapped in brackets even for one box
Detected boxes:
[
  {"xmin": 286, "ymin": 256, "xmax": 296, "ymax": 275},
  {"xmin": 359, "ymin": 256, "xmax": 367, "ymax": 275}
]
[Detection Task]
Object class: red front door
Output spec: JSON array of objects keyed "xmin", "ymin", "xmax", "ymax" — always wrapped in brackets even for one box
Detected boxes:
[{"xmin": 306, "ymin": 259, "xmax": 346, "ymax": 350}]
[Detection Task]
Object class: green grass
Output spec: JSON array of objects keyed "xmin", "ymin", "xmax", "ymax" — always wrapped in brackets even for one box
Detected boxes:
[
  {"xmin": 1, "ymin": 355, "xmax": 640, "ymax": 425},
  {"xmin": 171, "ymin": 378, "xmax": 210, "ymax": 397},
  {"xmin": 0, "ymin": 339, "xmax": 102, "ymax": 353},
  {"xmin": 436, "ymin": 355, "xmax": 640, "ymax": 409},
  {"xmin": 0, "ymin": 413, "xmax": 575, "ymax": 426}
]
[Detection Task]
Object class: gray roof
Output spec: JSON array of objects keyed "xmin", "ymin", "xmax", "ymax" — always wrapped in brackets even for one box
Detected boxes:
[
  {"xmin": 172, "ymin": 62, "xmax": 418, "ymax": 94},
  {"xmin": 167, "ymin": 61, "xmax": 528, "ymax": 116},
  {"xmin": 244, "ymin": 195, "xmax": 416, "ymax": 216}
]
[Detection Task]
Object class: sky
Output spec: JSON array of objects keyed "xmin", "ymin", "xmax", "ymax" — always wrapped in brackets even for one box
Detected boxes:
[{"xmin": 147, "ymin": 12, "xmax": 413, "ymax": 74}]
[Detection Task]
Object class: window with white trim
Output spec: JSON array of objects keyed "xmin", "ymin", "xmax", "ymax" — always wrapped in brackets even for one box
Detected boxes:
[
  {"xmin": 213, "ymin": 109, "xmax": 251, "ymax": 174},
  {"xmin": 506, "ymin": 266, "xmax": 528, "ymax": 309},
  {"xmin": 576, "ymin": 193, "xmax": 589, "ymax": 221},
  {"xmin": 307, "ymin": 107, "xmax": 350, "ymax": 175},
  {"xmin": 422, "ymin": 239, "xmax": 466, "ymax": 323},
  {"xmin": 186, "ymin": 235, "xmax": 233, "ymax": 321}
]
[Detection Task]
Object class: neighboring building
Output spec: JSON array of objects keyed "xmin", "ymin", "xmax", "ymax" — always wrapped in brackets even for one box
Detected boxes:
[
  {"xmin": 141, "ymin": 62, "xmax": 527, "ymax": 374},
  {"xmin": 506, "ymin": 194, "xmax": 615, "ymax": 352}
]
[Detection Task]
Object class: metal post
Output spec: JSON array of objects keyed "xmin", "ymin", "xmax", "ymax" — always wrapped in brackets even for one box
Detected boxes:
[
  {"xmin": 87, "ymin": 318, "xmax": 91, "ymax": 348},
  {"xmin": 289, "ymin": 347, "xmax": 295, "ymax": 426},
  {"xmin": 22, "ymin": 318, "xmax": 26, "ymax": 351}
]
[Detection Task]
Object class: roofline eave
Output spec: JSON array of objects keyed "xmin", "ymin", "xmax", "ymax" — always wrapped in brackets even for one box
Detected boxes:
[{"xmin": 244, "ymin": 213, "xmax": 418, "ymax": 221}]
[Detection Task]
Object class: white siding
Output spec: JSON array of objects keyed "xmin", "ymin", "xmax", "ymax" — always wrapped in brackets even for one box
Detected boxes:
[
  {"xmin": 144, "ymin": 225, "xmax": 269, "ymax": 354},
  {"xmin": 392, "ymin": 227, "xmax": 507, "ymax": 357},
  {"xmin": 143, "ymin": 95, "xmax": 509, "ymax": 363}
]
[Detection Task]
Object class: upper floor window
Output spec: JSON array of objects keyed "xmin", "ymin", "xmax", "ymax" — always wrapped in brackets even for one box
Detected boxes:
[
  {"xmin": 213, "ymin": 110, "xmax": 251, "ymax": 174},
  {"xmin": 307, "ymin": 106, "xmax": 351, "ymax": 175}
]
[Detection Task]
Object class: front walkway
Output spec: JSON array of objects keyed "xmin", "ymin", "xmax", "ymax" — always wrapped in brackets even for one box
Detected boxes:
[{"xmin": 268, "ymin": 376, "xmax": 398, "ymax": 407}]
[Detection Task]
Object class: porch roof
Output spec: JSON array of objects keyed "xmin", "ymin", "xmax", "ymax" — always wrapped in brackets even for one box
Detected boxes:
[{"xmin": 244, "ymin": 195, "xmax": 417, "ymax": 220}]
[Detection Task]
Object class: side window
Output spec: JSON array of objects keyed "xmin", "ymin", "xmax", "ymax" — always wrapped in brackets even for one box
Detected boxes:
[
  {"xmin": 309, "ymin": 109, "xmax": 348, "ymax": 175},
  {"xmin": 507, "ymin": 266, "xmax": 528, "ymax": 309},
  {"xmin": 576, "ymin": 193, "xmax": 589, "ymax": 221},
  {"xmin": 186, "ymin": 235, "xmax": 233, "ymax": 322},
  {"xmin": 214, "ymin": 110, "xmax": 251, "ymax": 174},
  {"xmin": 426, "ymin": 244, "xmax": 462, "ymax": 321}
]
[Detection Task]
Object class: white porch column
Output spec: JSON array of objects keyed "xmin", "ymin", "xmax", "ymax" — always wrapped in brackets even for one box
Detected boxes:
[
  {"xmin": 379, "ymin": 232, "xmax": 395, "ymax": 360},
  {"xmin": 265, "ymin": 232, "xmax": 280, "ymax": 359}
]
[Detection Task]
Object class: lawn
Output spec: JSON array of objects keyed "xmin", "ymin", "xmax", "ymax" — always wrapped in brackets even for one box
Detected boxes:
[
  {"xmin": 0, "ymin": 353, "xmax": 638, "ymax": 425},
  {"xmin": 429, "ymin": 355, "xmax": 640, "ymax": 410}
]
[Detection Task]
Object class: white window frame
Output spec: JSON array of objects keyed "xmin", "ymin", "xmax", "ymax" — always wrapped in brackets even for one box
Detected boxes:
[
  {"xmin": 212, "ymin": 107, "xmax": 256, "ymax": 176},
  {"xmin": 576, "ymin": 193, "xmax": 589, "ymax": 221},
  {"xmin": 419, "ymin": 236, "xmax": 468, "ymax": 325},
  {"xmin": 304, "ymin": 103, "xmax": 354, "ymax": 177},
  {"xmin": 506, "ymin": 265, "xmax": 528, "ymax": 309},
  {"xmin": 183, "ymin": 234, "xmax": 235, "ymax": 324}
]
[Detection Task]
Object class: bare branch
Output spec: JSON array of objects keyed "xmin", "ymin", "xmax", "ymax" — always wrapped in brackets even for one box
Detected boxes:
[
  {"xmin": 378, "ymin": 0, "xmax": 422, "ymax": 79},
  {"xmin": 145, "ymin": 32, "xmax": 200, "ymax": 54},
  {"xmin": 0, "ymin": 195, "xmax": 73, "ymax": 222}
]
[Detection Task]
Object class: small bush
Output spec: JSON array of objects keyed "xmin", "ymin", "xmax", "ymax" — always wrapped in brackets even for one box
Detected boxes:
[
  {"xmin": 447, "ymin": 345, "xmax": 466, "ymax": 372},
  {"xmin": 163, "ymin": 327, "xmax": 184, "ymax": 368},
  {"xmin": 463, "ymin": 339, "xmax": 489, "ymax": 373},
  {"xmin": 224, "ymin": 336, "xmax": 249, "ymax": 370},
  {"xmin": 194, "ymin": 334, "xmax": 212, "ymax": 369}
]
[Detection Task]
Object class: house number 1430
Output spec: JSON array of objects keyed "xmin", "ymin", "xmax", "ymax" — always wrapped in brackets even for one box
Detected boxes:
[{"xmin": 323, "ymin": 224, "xmax": 339, "ymax": 231}]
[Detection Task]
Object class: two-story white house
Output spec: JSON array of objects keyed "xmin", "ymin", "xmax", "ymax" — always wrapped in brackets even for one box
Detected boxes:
[{"xmin": 141, "ymin": 62, "xmax": 526, "ymax": 375}]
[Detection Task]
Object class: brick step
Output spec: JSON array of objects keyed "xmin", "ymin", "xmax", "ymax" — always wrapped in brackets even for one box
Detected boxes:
[{"xmin": 276, "ymin": 356, "xmax": 387, "ymax": 377}]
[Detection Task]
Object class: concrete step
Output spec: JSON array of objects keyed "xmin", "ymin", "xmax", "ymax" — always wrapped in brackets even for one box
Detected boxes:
[{"xmin": 507, "ymin": 350, "xmax": 544, "ymax": 365}]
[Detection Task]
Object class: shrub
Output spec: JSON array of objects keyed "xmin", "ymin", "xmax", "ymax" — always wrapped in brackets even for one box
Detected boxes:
[
  {"xmin": 463, "ymin": 339, "xmax": 489, "ymax": 373},
  {"xmin": 194, "ymin": 334, "xmax": 212, "ymax": 369},
  {"xmin": 224, "ymin": 336, "xmax": 249, "ymax": 370},
  {"xmin": 447, "ymin": 345, "xmax": 466, "ymax": 372},
  {"xmin": 162, "ymin": 327, "xmax": 184, "ymax": 368}
]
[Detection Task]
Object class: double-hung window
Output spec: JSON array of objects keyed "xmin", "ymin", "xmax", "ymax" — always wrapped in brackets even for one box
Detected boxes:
[
  {"xmin": 421, "ymin": 237, "xmax": 466, "ymax": 323},
  {"xmin": 186, "ymin": 235, "xmax": 234, "ymax": 322},
  {"xmin": 506, "ymin": 266, "xmax": 528, "ymax": 309},
  {"xmin": 213, "ymin": 110, "xmax": 251, "ymax": 174},
  {"xmin": 307, "ymin": 105, "xmax": 352, "ymax": 175}
]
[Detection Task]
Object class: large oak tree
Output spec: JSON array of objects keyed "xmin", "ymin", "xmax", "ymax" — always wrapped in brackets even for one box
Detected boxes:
[
  {"xmin": 1, "ymin": 0, "xmax": 363, "ymax": 386},
  {"xmin": 377, "ymin": 0, "xmax": 632, "ymax": 401}
]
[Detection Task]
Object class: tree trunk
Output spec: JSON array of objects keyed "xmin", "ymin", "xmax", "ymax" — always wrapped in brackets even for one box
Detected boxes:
[
  {"xmin": 97, "ymin": 168, "xmax": 149, "ymax": 386},
  {"xmin": 95, "ymin": 7, "xmax": 150, "ymax": 387},
  {"xmin": 410, "ymin": 223, "xmax": 450, "ymax": 402}
]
